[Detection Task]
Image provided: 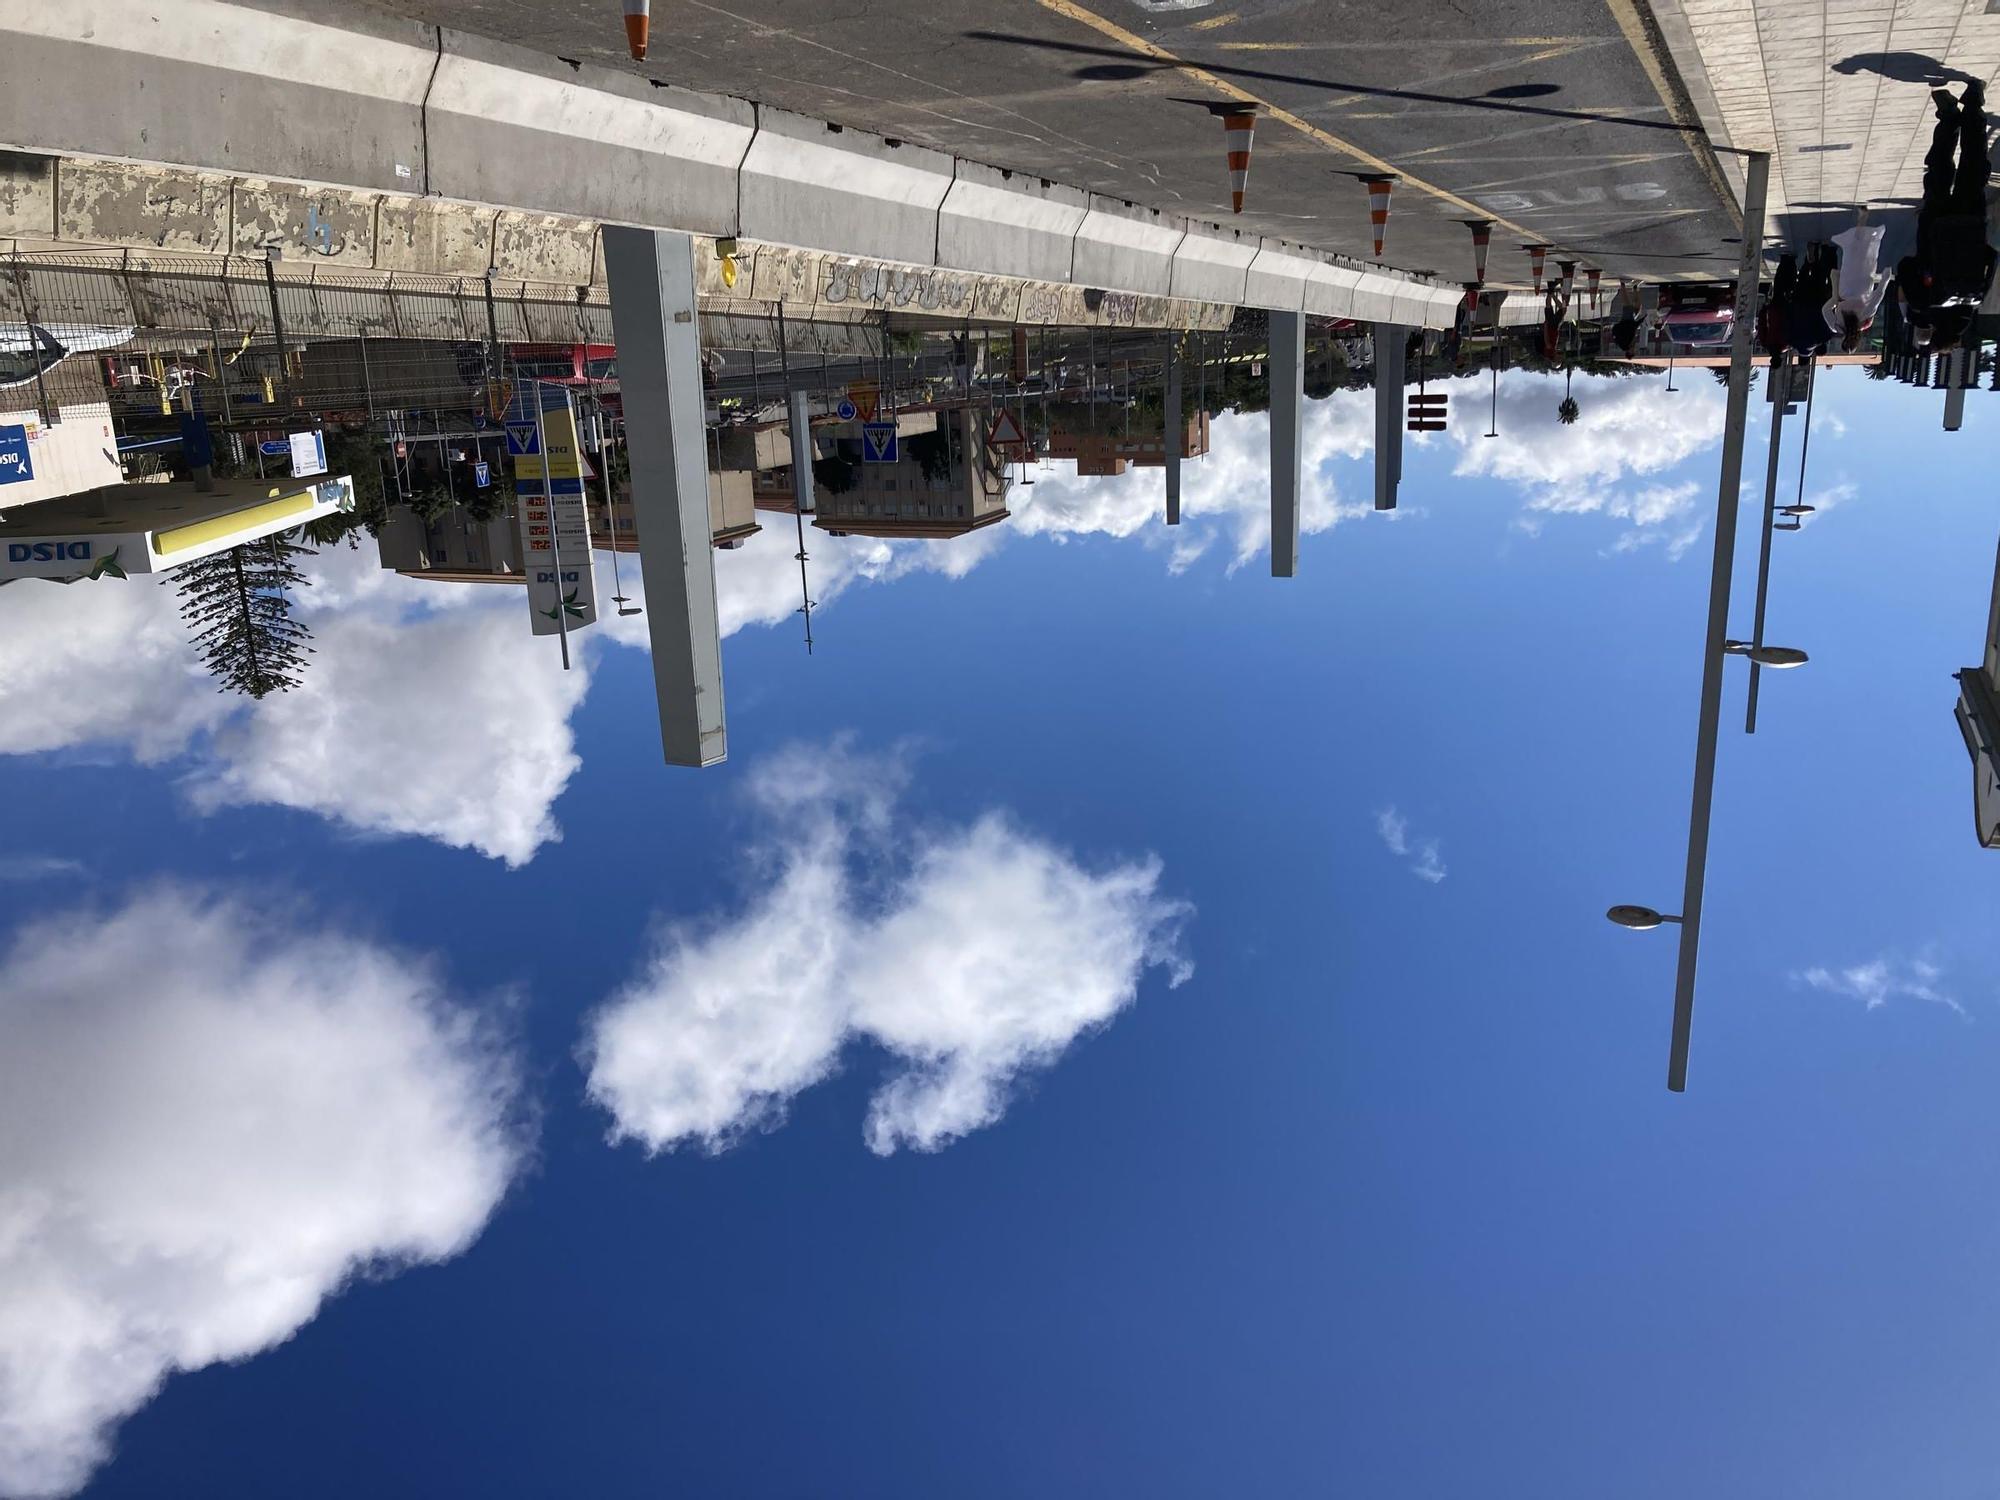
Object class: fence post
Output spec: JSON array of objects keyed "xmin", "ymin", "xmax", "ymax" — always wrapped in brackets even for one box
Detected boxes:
[
  {"xmin": 483, "ymin": 268, "xmax": 503, "ymax": 420},
  {"xmin": 263, "ymin": 249, "xmax": 295, "ymax": 409},
  {"xmin": 208, "ymin": 316, "xmax": 235, "ymax": 425},
  {"xmin": 9, "ymin": 253, "xmax": 57, "ymax": 427}
]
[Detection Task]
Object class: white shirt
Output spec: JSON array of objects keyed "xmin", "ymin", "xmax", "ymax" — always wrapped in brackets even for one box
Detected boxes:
[{"xmin": 1830, "ymin": 223, "xmax": 1890, "ymax": 322}]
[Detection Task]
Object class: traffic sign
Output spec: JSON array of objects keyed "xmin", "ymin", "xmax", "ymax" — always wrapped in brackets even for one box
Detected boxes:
[
  {"xmin": 505, "ymin": 420, "xmax": 542, "ymax": 456},
  {"xmin": 474, "ymin": 461, "xmax": 491, "ymax": 488},
  {"xmin": 0, "ymin": 425, "xmax": 32, "ymax": 486},
  {"xmin": 850, "ymin": 385, "xmax": 879, "ymax": 422},
  {"xmin": 257, "ymin": 439, "xmax": 290, "ymax": 457},
  {"xmin": 862, "ymin": 423, "xmax": 899, "ymax": 464},
  {"xmin": 836, "ymin": 397, "xmax": 858, "ymax": 422},
  {"xmin": 1407, "ymin": 419, "xmax": 1447, "ymax": 433},
  {"xmin": 986, "ymin": 409, "xmax": 1027, "ymax": 449},
  {"xmin": 1407, "ymin": 393, "xmax": 1447, "ymax": 408}
]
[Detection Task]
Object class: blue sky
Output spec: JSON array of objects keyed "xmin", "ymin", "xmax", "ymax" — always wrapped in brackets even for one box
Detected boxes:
[{"xmin": 3, "ymin": 366, "xmax": 1998, "ymax": 1499}]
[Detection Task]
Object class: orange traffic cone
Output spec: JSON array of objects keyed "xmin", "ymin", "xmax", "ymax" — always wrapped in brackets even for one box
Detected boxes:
[
  {"xmin": 1557, "ymin": 259, "xmax": 1577, "ymax": 293},
  {"xmin": 1210, "ymin": 106, "xmax": 1257, "ymax": 214},
  {"xmin": 1584, "ymin": 266, "xmax": 1601, "ymax": 311},
  {"xmin": 1464, "ymin": 219, "xmax": 1492, "ymax": 285},
  {"xmin": 623, "ymin": 0, "xmax": 649, "ymax": 59},
  {"xmin": 1524, "ymin": 243, "xmax": 1550, "ymax": 290},
  {"xmin": 1362, "ymin": 175, "xmax": 1396, "ymax": 260}
]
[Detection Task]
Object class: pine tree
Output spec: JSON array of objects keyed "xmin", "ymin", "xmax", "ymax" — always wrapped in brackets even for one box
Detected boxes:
[{"xmin": 170, "ymin": 538, "xmax": 315, "ymax": 699}]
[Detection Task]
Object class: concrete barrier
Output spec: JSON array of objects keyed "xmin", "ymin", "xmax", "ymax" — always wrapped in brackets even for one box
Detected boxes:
[
  {"xmin": 0, "ymin": 0, "xmax": 434, "ymax": 194},
  {"xmin": 1302, "ymin": 260, "xmax": 1363, "ymax": 318},
  {"xmin": 1169, "ymin": 222, "xmax": 1257, "ymax": 305},
  {"xmin": 937, "ymin": 162, "xmax": 1085, "ymax": 285},
  {"xmin": 1243, "ymin": 239, "xmax": 1315, "ymax": 312},
  {"xmin": 738, "ymin": 107, "xmax": 954, "ymax": 267},
  {"xmin": 427, "ymin": 34, "xmax": 752, "ymax": 239},
  {"xmin": 1072, "ymin": 197, "xmax": 1185, "ymax": 299}
]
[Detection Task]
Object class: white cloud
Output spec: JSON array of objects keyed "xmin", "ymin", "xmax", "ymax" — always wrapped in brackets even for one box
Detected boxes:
[
  {"xmin": 0, "ymin": 885, "xmax": 525, "ymax": 1499},
  {"xmin": 1793, "ymin": 954, "xmax": 1968, "ymax": 1018},
  {"xmin": 1376, "ymin": 805, "xmax": 1447, "ymax": 884},
  {"xmin": 188, "ymin": 585, "xmax": 587, "ymax": 867},
  {"xmin": 0, "ymin": 543, "xmax": 587, "ymax": 868},
  {"xmin": 0, "ymin": 856, "xmax": 85, "ymax": 882},
  {"xmin": 1452, "ymin": 373, "xmax": 1726, "ymax": 549},
  {"xmin": 582, "ymin": 739, "xmax": 1193, "ymax": 1156},
  {"xmin": 0, "ymin": 575, "xmax": 232, "ymax": 763},
  {"xmin": 1007, "ymin": 393, "xmax": 1378, "ymax": 574}
]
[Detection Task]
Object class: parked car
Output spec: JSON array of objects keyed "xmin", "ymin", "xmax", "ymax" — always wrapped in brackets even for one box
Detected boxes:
[{"xmin": 1656, "ymin": 283, "xmax": 1736, "ymax": 350}]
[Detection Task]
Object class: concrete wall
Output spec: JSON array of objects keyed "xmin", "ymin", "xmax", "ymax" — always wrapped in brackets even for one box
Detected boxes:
[{"xmin": 0, "ymin": 0, "xmax": 1467, "ymax": 327}]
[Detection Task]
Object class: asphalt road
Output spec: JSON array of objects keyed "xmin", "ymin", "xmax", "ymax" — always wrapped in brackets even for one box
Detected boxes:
[{"xmin": 342, "ymin": 0, "xmax": 1745, "ymax": 287}]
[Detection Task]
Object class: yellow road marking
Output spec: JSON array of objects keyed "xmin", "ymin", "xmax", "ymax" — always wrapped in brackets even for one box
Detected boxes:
[
  {"xmin": 1031, "ymin": 0, "xmax": 1542, "ymax": 238},
  {"xmin": 1190, "ymin": 10, "xmax": 1239, "ymax": 31},
  {"xmin": 1217, "ymin": 36, "xmax": 1599, "ymax": 51}
]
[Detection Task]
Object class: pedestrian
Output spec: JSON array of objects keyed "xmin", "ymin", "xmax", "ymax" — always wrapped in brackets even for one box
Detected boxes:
[
  {"xmin": 1895, "ymin": 81, "xmax": 1997, "ymax": 349},
  {"xmin": 1764, "ymin": 245, "xmax": 1840, "ymax": 358},
  {"xmin": 1540, "ymin": 280, "xmax": 1569, "ymax": 362},
  {"xmin": 1829, "ymin": 209, "xmax": 1891, "ymax": 350},
  {"xmin": 1610, "ymin": 280, "xmax": 1646, "ymax": 355}
]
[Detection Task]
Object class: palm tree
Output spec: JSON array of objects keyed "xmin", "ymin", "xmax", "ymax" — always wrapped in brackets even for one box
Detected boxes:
[{"xmin": 1557, "ymin": 366, "xmax": 1579, "ymax": 425}]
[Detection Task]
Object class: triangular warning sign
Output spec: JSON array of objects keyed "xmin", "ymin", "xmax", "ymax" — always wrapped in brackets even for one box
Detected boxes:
[{"xmin": 986, "ymin": 409, "xmax": 1027, "ymax": 449}]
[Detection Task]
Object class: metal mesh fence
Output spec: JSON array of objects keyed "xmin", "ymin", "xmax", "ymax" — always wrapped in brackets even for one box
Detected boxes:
[{"xmin": 1, "ymin": 250, "xmax": 614, "ymax": 425}]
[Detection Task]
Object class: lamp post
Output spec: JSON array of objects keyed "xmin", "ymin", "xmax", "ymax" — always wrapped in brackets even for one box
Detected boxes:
[{"xmin": 1654, "ymin": 151, "xmax": 1770, "ymax": 1094}]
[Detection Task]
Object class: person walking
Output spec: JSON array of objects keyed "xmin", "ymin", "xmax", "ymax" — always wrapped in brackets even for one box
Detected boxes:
[
  {"xmin": 1763, "ymin": 245, "xmax": 1840, "ymax": 358},
  {"xmin": 1609, "ymin": 280, "xmax": 1647, "ymax": 355},
  {"xmin": 1829, "ymin": 209, "xmax": 1891, "ymax": 349},
  {"xmin": 1895, "ymin": 80, "xmax": 1996, "ymax": 349}
]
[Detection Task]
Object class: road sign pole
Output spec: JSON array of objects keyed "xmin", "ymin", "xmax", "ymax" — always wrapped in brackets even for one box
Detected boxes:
[{"xmin": 532, "ymin": 383, "xmax": 571, "ymax": 673}]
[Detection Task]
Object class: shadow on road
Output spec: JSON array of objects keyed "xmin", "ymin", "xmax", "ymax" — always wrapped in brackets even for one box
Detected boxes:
[
  {"xmin": 1830, "ymin": 51, "xmax": 1980, "ymax": 87},
  {"xmin": 968, "ymin": 30, "xmax": 1751, "ymax": 151}
]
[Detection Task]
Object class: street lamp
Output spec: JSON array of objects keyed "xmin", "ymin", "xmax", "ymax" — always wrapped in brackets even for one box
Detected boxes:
[
  {"xmin": 1607, "ymin": 904, "xmax": 1683, "ymax": 930},
  {"xmin": 1724, "ymin": 639, "xmax": 1808, "ymax": 668}
]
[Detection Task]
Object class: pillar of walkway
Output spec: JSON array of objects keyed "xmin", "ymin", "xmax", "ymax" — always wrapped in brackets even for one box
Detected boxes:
[
  {"xmin": 602, "ymin": 226, "xmax": 728, "ymax": 768},
  {"xmin": 1945, "ymin": 348, "xmax": 1969, "ymax": 431},
  {"xmin": 1269, "ymin": 309, "xmax": 1303, "ymax": 576},
  {"xmin": 788, "ymin": 388, "xmax": 817, "ymax": 512},
  {"xmin": 1164, "ymin": 337, "xmax": 1183, "ymax": 526},
  {"xmin": 1372, "ymin": 324, "xmax": 1408, "ymax": 512}
]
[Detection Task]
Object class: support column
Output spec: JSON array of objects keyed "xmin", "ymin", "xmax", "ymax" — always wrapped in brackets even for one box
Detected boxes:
[
  {"xmin": 788, "ymin": 388, "xmax": 817, "ymax": 512},
  {"xmin": 1269, "ymin": 309, "xmax": 1303, "ymax": 576},
  {"xmin": 602, "ymin": 226, "xmax": 728, "ymax": 768},
  {"xmin": 1164, "ymin": 336, "xmax": 1183, "ymax": 526},
  {"xmin": 1372, "ymin": 323, "xmax": 1408, "ymax": 511},
  {"xmin": 1945, "ymin": 349, "xmax": 1968, "ymax": 431}
]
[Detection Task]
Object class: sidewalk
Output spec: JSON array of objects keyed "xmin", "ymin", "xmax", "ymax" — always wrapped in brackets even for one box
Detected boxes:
[{"xmin": 1654, "ymin": 0, "xmax": 2000, "ymax": 246}]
